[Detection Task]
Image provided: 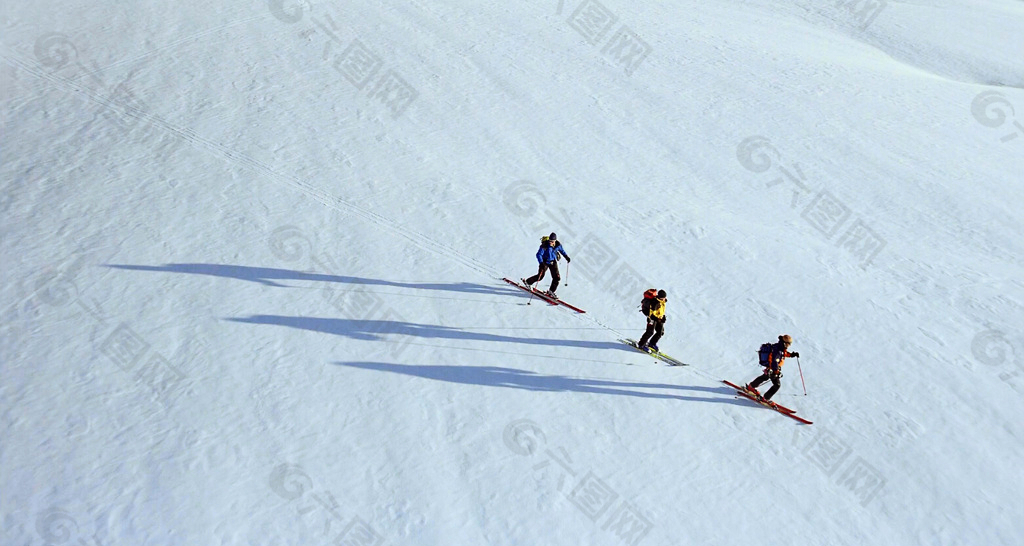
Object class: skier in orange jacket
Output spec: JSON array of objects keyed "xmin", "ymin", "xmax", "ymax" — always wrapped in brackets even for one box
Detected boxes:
[{"xmin": 745, "ymin": 334, "xmax": 800, "ymax": 403}]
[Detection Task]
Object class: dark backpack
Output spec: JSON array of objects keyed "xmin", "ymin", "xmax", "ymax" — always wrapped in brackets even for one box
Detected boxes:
[{"xmin": 757, "ymin": 343, "xmax": 773, "ymax": 366}]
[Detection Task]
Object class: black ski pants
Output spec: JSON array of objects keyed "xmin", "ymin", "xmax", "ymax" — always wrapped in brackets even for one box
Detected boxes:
[
  {"xmin": 638, "ymin": 318, "xmax": 665, "ymax": 348},
  {"xmin": 750, "ymin": 370, "xmax": 782, "ymax": 400},
  {"xmin": 526, "ymin": 261, "xmax": 560, "ymax": 292}
]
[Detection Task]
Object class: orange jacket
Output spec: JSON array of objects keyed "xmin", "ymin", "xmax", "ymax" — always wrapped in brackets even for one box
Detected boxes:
[{"xmin": 767, "ymin": 342, "xmax": 795, "ymax": 374}]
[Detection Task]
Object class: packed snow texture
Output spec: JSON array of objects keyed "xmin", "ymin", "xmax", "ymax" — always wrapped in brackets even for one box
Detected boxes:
[{"xmin": 2, "ymin": 1, "xmax": 1024, "ymax": 545}]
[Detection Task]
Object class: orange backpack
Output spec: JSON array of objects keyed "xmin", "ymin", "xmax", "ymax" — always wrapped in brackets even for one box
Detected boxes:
[{"xmin": 641, "ymin": 289, "xmax": 658, "ymax": 314}]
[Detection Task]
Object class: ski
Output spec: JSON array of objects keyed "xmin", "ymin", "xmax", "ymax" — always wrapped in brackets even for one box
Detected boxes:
[
  {"xmin": 723, "ymin": 380, "xmax": 796, "ymax": 413},
  {"xmin": 502, "ymin": 278, "xmax": 558, "ymax": 305},
  {"xmin": 722, "ymin": 380, "xmax": 812, "ymax": 424},
  {"xmin": 621, "ymin": 339, "xmax": 687, "ymax": 366},
  {"xmin": 501, "ymin": 278, "xmax": 585, "ymax": 313},
  {"xmin": 551, "ymin": 296, "xmax": 586, "ymax": 314}
]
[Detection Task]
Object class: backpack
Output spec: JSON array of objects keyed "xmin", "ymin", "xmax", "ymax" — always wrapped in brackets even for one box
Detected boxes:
[
  {"xmin": 757, "ymin": 343, "xmax": 773, "ymax": 366},
  {"xmin": 640, "ymin": 289, "xmax": 658, "ymax": 314}
]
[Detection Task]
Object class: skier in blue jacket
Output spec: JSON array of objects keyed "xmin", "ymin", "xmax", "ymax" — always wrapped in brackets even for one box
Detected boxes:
[{"xmin": 522, "ymin": 232, "xmax": 571, "ymax": 298}]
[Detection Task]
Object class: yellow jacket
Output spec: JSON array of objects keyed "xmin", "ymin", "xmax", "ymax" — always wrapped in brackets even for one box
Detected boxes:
[{"xmin": 647, "ymin": 298, "xmax": 666, "ymax": 320}]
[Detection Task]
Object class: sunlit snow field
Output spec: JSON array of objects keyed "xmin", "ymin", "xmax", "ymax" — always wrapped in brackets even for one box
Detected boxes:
[{"xmin": 3, "ymin": 1, "xmax": 1024, "ymax": 544}]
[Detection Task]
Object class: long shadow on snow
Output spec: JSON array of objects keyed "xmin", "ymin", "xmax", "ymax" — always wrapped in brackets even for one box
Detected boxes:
[
  {"xmin": 108, "ymin": 263, "xmax": 517, "ymax": 295},
  {"xmin": 228, "ymin": 314, "xmax": 633, "ymax": 351},
  {"xmin": 336, "ymin": 361, "xmax": 744, "ymax": 404}
]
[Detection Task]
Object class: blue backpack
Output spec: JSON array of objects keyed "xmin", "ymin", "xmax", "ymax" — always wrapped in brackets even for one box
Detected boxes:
[{"xmin": 757, "ymin": 343, "xmax": 773, "ymax": 366}]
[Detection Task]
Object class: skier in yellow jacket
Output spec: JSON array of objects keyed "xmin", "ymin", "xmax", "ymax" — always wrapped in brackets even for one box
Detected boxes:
[{"xmin": 638, "ymin": 289, "xmax": 667, "ymax": 352}]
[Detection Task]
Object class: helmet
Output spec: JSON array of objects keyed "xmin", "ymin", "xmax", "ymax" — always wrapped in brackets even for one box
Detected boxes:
[
  {"xmin": 549, "ymin": 232, "xmax": 557, "ymax": 241},
  {"xmin": 657, "ymin": 290, "xmax": 667, "ymax": 299},
  {"xmin": 779, "ymin": 334, "xmax": 793, "ymax": 344}
]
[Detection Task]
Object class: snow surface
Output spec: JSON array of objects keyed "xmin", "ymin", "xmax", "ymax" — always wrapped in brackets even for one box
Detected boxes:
[{"xmin": 3, "ymin": 1, "xmax": 1024, "ymax": 545}]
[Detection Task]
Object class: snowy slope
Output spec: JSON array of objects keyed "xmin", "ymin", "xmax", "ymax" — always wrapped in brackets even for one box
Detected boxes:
[{"xmin": 3, "ymin": 1, "xmax": 1024, "ymax": 545}]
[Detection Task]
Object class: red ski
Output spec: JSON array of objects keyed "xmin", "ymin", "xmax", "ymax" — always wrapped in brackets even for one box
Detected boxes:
[
  {"xmin": 502, "ymin": 278, "xmax": 557, "ymax": 305},
  {"xmin": 722, "ymin": 380, "xmax": 812, "ymax": 424},
  {"xmin": 551, "ymin": 296, "xmax": 586, "ymax": 314},
  {"xmin": 501, "ymin": 278, "xmax": 586, "ymax": 313}
]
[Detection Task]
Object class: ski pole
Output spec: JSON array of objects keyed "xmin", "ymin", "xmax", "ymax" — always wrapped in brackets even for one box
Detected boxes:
[
  {"xmin": 564, "ymin": 261, "xmax": 570, "ymax": 287},
  {"xmin": 797, "ymin": 356, "xmax": 807, "ymax": 395}
]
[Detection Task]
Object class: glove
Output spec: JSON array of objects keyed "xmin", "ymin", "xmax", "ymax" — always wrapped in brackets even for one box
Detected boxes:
[
  {"xmin": 791, "ymin": 352, "xmax": 800, "ymax": 358},
  {"xmin": 565, "ymin": 256, "xmax": 571, "ymax": 263}
]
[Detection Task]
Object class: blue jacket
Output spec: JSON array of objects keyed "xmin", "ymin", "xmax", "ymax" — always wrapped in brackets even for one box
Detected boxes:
[{"xmin": 536, "ymin": 242, "xmax": 569, "ymax": 264}]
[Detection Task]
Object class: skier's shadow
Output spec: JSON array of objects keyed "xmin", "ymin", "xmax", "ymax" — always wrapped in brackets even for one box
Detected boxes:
[
  {"xmin": 227, "ymin": 314, "xmax": 635, "ymax": 352},
  {"xmin": 107, "ymin": 263, "xmax": 519, "ymax": 295},
  {"xmin": 334, "ymin": 361, "xmax": 744, "ymax": 404}
]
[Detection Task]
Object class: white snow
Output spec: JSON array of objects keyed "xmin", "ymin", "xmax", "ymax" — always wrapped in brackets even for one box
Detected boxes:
[{"xmin": 3, "ymin": 1, "xmax": 1024, "ymax": 545}]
